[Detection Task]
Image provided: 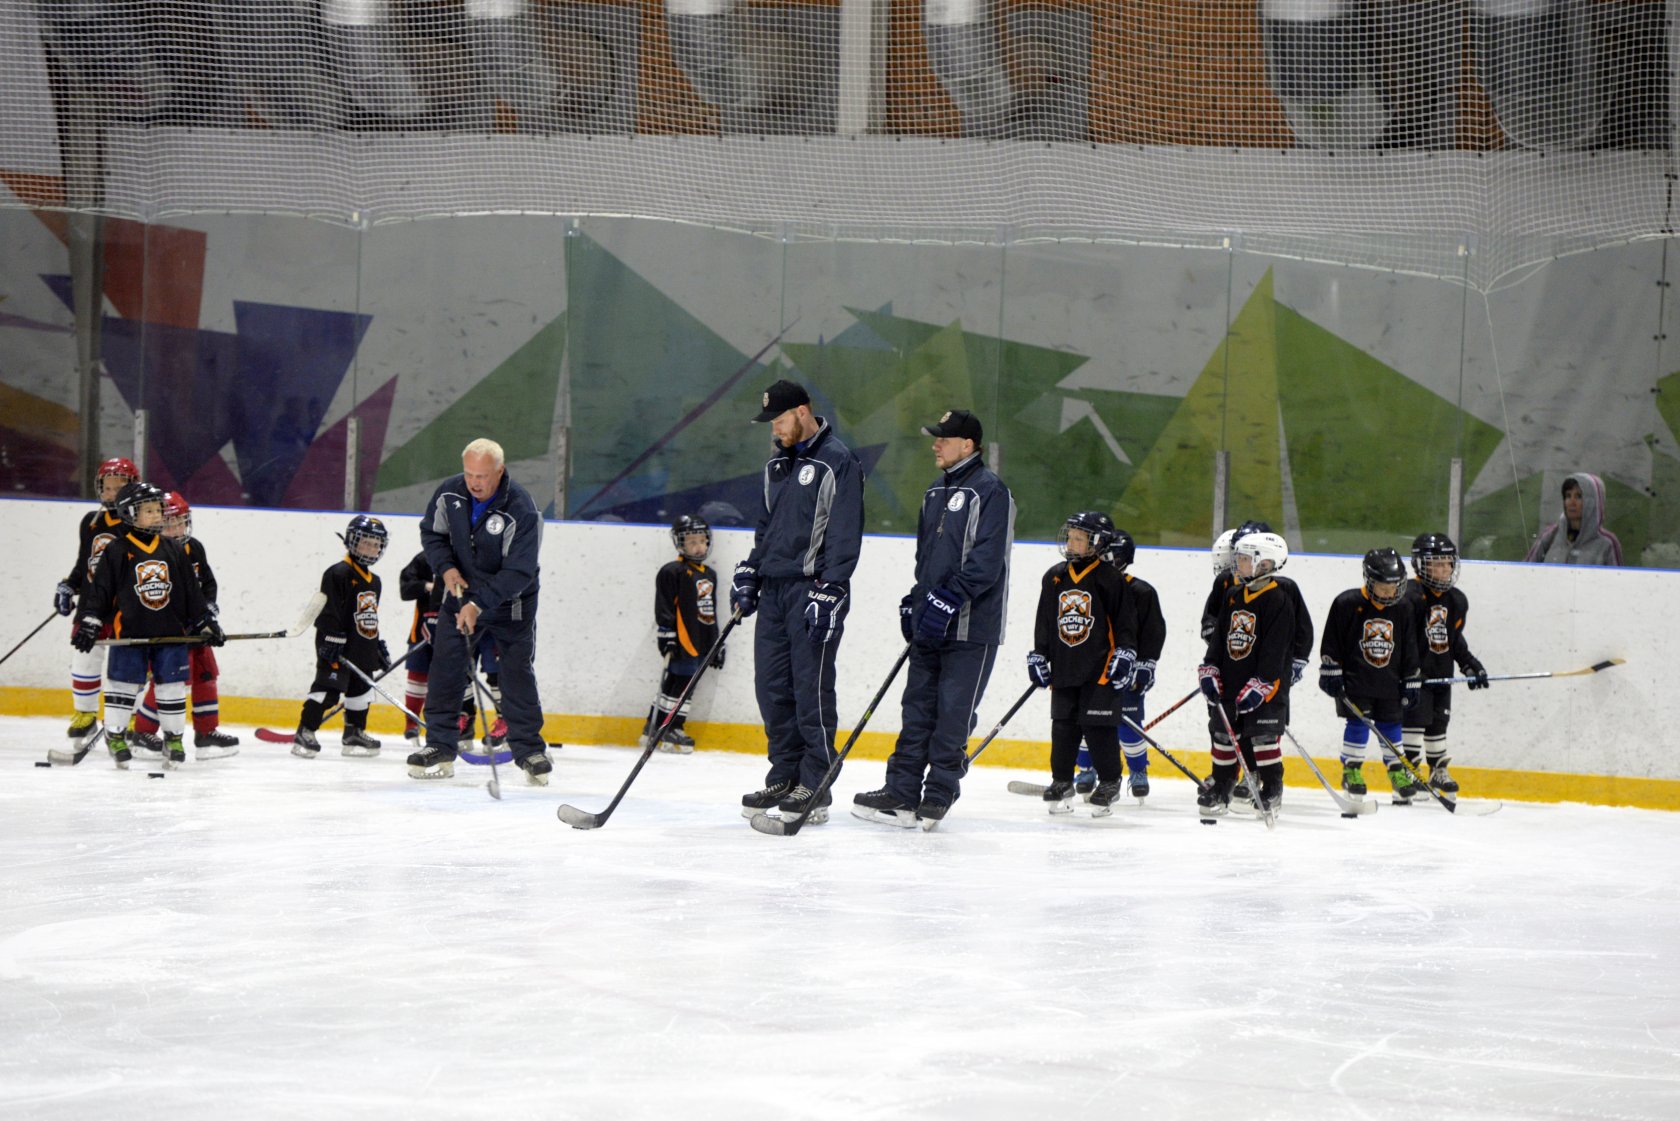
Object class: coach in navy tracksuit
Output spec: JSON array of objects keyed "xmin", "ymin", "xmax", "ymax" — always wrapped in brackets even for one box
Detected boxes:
[
  {"xmin": 731, "ymin": 380, "xmax": 865, "ymax": 825},
  {"xmin": 853, "ymin": 410, "xmax": 1015, "ymax": 828},
  {"xmin": 408, "ymin": 437, "xmax": 551, "ymax": 782}
]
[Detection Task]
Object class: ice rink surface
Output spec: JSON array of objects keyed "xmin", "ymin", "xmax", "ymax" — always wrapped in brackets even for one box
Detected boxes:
[{"xmin": 3, "ymin": 715, "xmax": 1679, "ymax": 1121}]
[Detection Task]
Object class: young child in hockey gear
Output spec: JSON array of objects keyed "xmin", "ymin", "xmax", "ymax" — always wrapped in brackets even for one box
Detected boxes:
[
  {"xmin": 1028, "ymin": 512, "xmax": 1137, "ymax": 816},
  {"xmin": 649, "ymin": 515, "xmax": 722, "ymax": 753},
  {"xmin": 1320, "ymin": 548, "xmax": 1425, "ymax": 805},
  {"xmin": 1106, "ymin": 529, "xmax": 1167, "ymax": 800},
  {"xmin": 71, "ymin": 482, "xmax": 224, "ymax": 769},
  {"xmin": 50, "ymin": 456, "xmax": 136, "ymax": 763},
  {"xmin": 291, "ymin": 516, "xmax": 391, "ymax": 759},
  {"xmin": 1403, "ymin": 533, "xmax": 1489, "ymax": 795},
  {"xmin": 1196, "ymin": 531, "xmax": 1296, "ymax": 819},
  {"xmin": 128, "ymin": 492, "xmax": 240, "ymax": 761}
]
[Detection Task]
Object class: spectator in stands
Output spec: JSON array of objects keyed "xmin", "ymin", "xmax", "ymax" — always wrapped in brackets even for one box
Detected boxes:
[{"xmin": 1525, "ymin": 472, "xmax": 1623, "ymax": 566}]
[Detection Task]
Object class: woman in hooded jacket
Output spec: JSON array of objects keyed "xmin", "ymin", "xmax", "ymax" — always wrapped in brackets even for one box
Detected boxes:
[{"xmin": 1524, "ymin": 472, "xmax": 1623, "ymax": 566}]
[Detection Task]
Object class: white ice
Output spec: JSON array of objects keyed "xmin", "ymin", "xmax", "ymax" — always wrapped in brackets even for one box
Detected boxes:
[{"xmin": 3, "ymin": 715, "xmax": 1679, "ymax": 1121}]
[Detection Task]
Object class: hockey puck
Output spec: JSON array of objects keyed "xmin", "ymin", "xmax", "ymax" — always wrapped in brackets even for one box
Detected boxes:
[
  {"xmin": 34, "ymin": 760, "xmax": 51, "ymax": 768},
  {"xmin": 1340, "ymin": 812, "xmax": 1358, "ymax": 819},
  {"xmin": 1199, "ymin": 819, "xmax": 1216, "ymax": 826},
  {"xmin": 147, "ymin": 772, "xmax": 165, "ymax": 779}
]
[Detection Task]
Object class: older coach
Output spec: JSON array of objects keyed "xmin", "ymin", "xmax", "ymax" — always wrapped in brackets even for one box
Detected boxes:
[{"xmin": 406, "ymin": 438, "xmax": 551, "ymax": 783}]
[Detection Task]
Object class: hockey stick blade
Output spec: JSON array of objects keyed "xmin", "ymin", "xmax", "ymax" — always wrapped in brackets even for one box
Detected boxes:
[
  {"xmin": 748, "ymin": 811, "xmax": 795, "ymax": 836},
  {"xmin": 556, "ymin": 804, "xmax": 604, "ymax": 830}
]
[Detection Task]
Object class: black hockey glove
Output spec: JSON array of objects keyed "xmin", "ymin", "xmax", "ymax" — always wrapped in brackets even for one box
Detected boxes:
[
  {"xmin": 1318, "ymin": 659, "xmax": 1345, "ymax": 699},
  {"xmin": 54, "ymin": 581, "xmax": 76, "ymax": 617},
  {"xmin": 1403, "ymin": 674, "xmax": 1421, "ymax": 711},
  {"xmin": 1197, "ymin": 663, "xmax": 1222, "ymax": 704},
  {"xmin": 377, "ymin": 639, "xmax": 392, "ymax": 673},
  {"xmin": 916, "ymin": 586, "xmax": 961, "ymax": 644},
  {"xmin": 899, "ymin": 593, "xmax": 915, "ymax": 644},
  {"xmin": 71, "ymin": 616, "xmax": 101, "ymax": 653},
  {"xmin": 1463, "ymin": 655, "xmax": 1490, "ymax": 690},
  {"xmin": 1290, "ymin": 657, "xmax": 1308, "ymax": 686},
  {"xmin": 1127, "ymin": 659, "xmax": 1156, "ymax": 694},
  {"xmin": 1105, "ymin": 646, "xmax": 1137, "ymax": 691},
  {"xmin": 1026, "ymin": 651, "xmax": 1051, "ymax": 689},
  {"xmin": 804, "ymin": 581, "xmax": 847, "ymax": 645},
  {"xmin": 1234, "ymin": 677, "xmax": 1273, "ymax": 715},
  {"xmin": 194, "ymin": 614, "xmax": 226, "ymax": 647},
  {"xmin": 709, "ymin": 644, "xmax": 726, "ymax": 671},
  {"xmin": 656, "ymin": 627, "xmax": 678, "ymax": 657},
  {"xmin": 317, "ymin": 635, "xmax": 345, "ymax": 665},
  {"xmin": 729, "ymin": 562, "xmax": 759, "ymax": 619}
]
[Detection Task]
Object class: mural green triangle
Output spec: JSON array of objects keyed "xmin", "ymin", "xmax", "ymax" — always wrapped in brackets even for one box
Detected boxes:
[
  {"xmin": 375, "ymin": 312, "xmax": 567, "ymax": 494},
  {"xmin": 843, "ymin": 306, "xmax": 945, "ymax": 353},
  {"xmin": 1655, "ymin": 370, "xmax": 1680, "ymax": 448}
]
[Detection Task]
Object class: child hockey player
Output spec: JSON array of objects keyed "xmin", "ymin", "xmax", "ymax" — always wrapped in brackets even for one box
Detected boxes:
[
  {"xmin": 1107, "ymin": 529, "xmax": 1167, "ymax": 800},
  {"xmin": 1026, "ymin": 512, "xmax": 1136, "ymax": 816},
  {"xmin": 1319, "ymin": 547, "xmax": 1425, "ymax": 805},
  {"xmin": 648, "ymin": 514, "xmax": 723, "ymax": 752},
  {"xmin": 49, "ymin": 456, "xmax": 136, "ymax": 764},
  {"xmin": 70, "ymin": 482, "xmax": 224, "ymax": 769},
  {"xmin": 1197, "ymin": 531, "xmax": 1296, "ymax": 819},
  {"xmin": 291, "ymin": 515, "xmax": 391, "ymax": 759},
  {"xmin": 1403, "ymin": 533, "xmax": 1489, "ymax": 796},
  {"xmin": 128, "ymin": 492, "xmax": 240, "ymax": 760}
]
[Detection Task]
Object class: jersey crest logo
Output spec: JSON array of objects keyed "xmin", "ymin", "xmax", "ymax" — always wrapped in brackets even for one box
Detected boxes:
[
  {"xmin": 1056, "ymin": 589, "xmax": 1095, "ymax": 646},
  {"xmin": 1361, "ymin": 618, "xmax": 1396, "ymax": 667},
  {"xmin": 89, "ymin": 532, "xmax": 117, "ymax": 580},
  {"xmin": 695, "ymin": 578, "xmax": 716, "ymax": 625},
  {"xmin": 134, "ymin": 560, "xmax": 172, "ymax": 610},
  {"xmin": 798, "ymin": 464, "xmax": 816, "ymax": 486},
  {"xmin": 1226, "ymin": 610, "xmax": 1257, "ymax": 660},
  {"xmin": 946, "ymin": 491, "xmax": 966, "ymax": 512},
  {"xmin": 1425, "ymin": 604, "xmax": 1451, "ymax": 655},
  {"xmin": 355, "ymin": 590, "xmax": 380, "ymax": 639},
  {"xmin": 485, "ymin": 514, "xmax": 505, "ymax": 535}
]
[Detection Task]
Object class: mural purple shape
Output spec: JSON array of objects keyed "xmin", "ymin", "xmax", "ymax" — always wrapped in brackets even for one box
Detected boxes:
[
  {"xmin": 282, "ymin": 377, "xmax": 398, "ymax": 511},
  {"xmin": 588, "ymin": 444, "xmax": 888, "ymax": 528}
]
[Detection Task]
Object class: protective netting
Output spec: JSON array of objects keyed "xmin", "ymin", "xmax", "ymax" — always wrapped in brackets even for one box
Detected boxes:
[{"xmin": 3, "ymin": 0, "xmax": 1674, "ymax": 286}]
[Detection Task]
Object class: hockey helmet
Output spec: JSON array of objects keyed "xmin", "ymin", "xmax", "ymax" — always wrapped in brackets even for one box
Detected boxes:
[
  {"xmin": 1234, "ymin": 531, "xmax": 1288, "ymax": 586},
  {"xmin": 96, "ymin": 456, "xmax": 140, "ymax": 506},
  {"xmin": 342, "ymin": 514, "xmax": 388, "ymax": 565},
  {"xmin": 1410, "ymin": 532, "xmax": 1459, "ymax": 593},
  {"xmin": 671, "ymin": 514, "xmax": 712, "ymax": 561},
  {"xmin": 1363, "ymin": 547, "xmax": 1408, "ymax": 605},
  {"xmin": 114, "ymin": 480, "xmax": 168, "ymax": 533},
  {"xmin": 1233, "ymin": 519, "xmax": 1274, "ymax": 541},
  {"xmin": 1210, "ymin": 528, "xmax": 1238, "ymax": 574},
  {"xmin": 162, "ymin": 491, "xmax": 192, "ymax": 539},
  {"xmin": 1108, "ymin": 527, "xmax": 1137, "ymax": 573},
  {"xmin": 1059, "ymin": 511, "xmax": 1117, "ymax": 562}
]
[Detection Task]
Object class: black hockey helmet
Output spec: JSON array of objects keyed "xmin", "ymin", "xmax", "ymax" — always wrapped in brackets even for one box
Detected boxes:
[
  {"xmin": 341, "ymin": 515, "xmax": 388, "ymax": 565},
  {"xmin": 1232, "ymin": 519, "xmax": 1273, "ymax": 542},
  {"xmin": 114, "ymin": 481, "xmax": 168, "ymax": 533},
  {"xmin": 1410, "ymin": 532, "xmax": 1459, "ymax": 592},
  {"xmin": 671, "ymin": 514, "xmax": 712, "ymax": 560},
  {"xmin": 1059, "ymin": 511, "xmax": 1117, "ymax": 561},
  {"xmin": 1109, "ymin": 527, "xmax": 1137, "ymax": 573},
  {"xmin": 1363, "ymin": 547, "xmax": 1407, "ymax": 605}
]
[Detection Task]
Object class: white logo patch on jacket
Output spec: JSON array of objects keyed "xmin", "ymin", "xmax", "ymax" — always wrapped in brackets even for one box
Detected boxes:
[
  {"xmin": 355, "ymin": 590, "xmax": 380, "ymax": 639},
  {"xmin": 135, "ymin": 560, "xmax": 172, "ymax": 610}
]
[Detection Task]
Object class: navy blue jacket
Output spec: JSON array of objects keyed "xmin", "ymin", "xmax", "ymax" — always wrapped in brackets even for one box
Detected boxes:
[
  {"xmin": 908, "ymin": 452, "xmax": 1016, "ymax": 645},
  {"xmin": 745, "ymin": 419, "xmax": 865, "ymax": 585},
  {"xmin": 420, "ymin": 471, "xmax": 543, "ymax": 623}
]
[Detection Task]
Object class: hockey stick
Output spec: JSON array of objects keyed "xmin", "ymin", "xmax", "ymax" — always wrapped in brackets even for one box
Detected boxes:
[
  {"xmin": 557, "ymin": 608, "xmax": 743, "ymax": 831},
  {"xmin": 749, "ymin": 642, "xmax": 912, "ymax": 837},
  {"xmin": 963, "ymin": 684, "xmax": 1039, "ymax": 768},
  {"xmin": 341, "ymin": 657, "xmax": 431, "ymax": 733},
  {"xmin": 463, "ymin": 631, "xmax": 501, "ymax": 801},
  {"xmin": 1341, "ymin": 698, "xmax": 1455, "ymax": 814},
  {"xmin": 1006, "ymin": 688, "xmax": 1202, "ymax": 796},
  {"xmin": 253, "ymin": 636, "xmax": 427, "ymax": 743},
  {"xmin": 638, "ymin": 651, "xmax": 674, "ymax": 748},
  {"xmin": 2, "ymin": 610, "xmax": 61, "ymax": 668},
  {"xmin": 98, "ymin": 592, "xmax": 328, "ymax": 647},
  {"xmin": 1211, "ymin": 699, "xmax": 1275, "ymax": 830},
  {"xmin": 1424, "ymin": 657, "xmax": 1624, "ymax": 686},
  {"xmin": 1282, "ymin": 728, "xmax": 1375, "ymax": 817},
  {"xmin": 1118, "ymin": 714, "xmax": 1206, "ymax": 787}
]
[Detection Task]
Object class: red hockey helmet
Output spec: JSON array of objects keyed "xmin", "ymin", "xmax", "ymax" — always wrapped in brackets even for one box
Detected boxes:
[
  {"xmin": 96, "ymin": 456, "xmax": 139, "ymax": 506},
  {"xmin": 162, "ymin": 491, "xmax": 192, "ymax": 538}
]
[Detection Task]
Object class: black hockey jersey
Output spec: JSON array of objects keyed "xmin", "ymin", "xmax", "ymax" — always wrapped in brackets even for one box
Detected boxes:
[
  {"xmin": 315, "ymin": 557, "xmax": 383, "ymax": 647},
  {"xmin": 1404, "ymin": 582, "xmax": 1478, "ymax": 681},
  {"xmin": 1202, "ymin": 571, "xmax": 1313, "ymax": 662},
  {"xmin": 656, "ymin": 556, "xmax": 720, "ymax": 658},
  {"xmin": 1033, "ymin": 558, "xmax": 1127, "ymax": 687},
  {"xmin": 179, "ymin": 536, "xmax": 218, "ymax": 605},
  {"xmin": 1321, "ymin": 587, "xmax": 1421, "ymax": 701},
  {"xmin": 65, "ymin": 508, "xmax": 125, "ymax": 592},
  {"xmin": 1203, "ymin": 577, "xmax": 1296, "ymax": 701},
  {"xmin": 399, "ymin": 551, "xmax": 444, "ymax": 644},
  {"xmin": 81, "ymin": 530, "xmax": 209, "ymax": 640},
  {"xmin": 1121, "ymin": 572, "xmax": 1168, "ymax": 664}
]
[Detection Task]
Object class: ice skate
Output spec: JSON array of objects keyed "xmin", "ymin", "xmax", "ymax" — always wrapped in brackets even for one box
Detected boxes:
[
  {"xmin": 1388, "ymin": 762, "xmax": 1424, "ymax": 805},
  {"xmin": 852, "ymin": 787, "xmax": 917, "ymax": 828},
  {"xmin": 1128, "ymin": 770, "xmax": 1150, "ymax": 801},
  {"xmin": 1231, "ymin": 777, "xmax": 1253, "ymax": 805},
  {"xmin": 483, "ymin": 715, "xmax": 508, "ymax": 748},
  {"xmin": 129, "ymin": 729, "xmax": 164, "ymax": 760},
  {"xmin": 776, "ymin": 785, "xmax": 832, "ymax": 826},
  {"xmin": 403, "ymin": 724, "xmax": 420, "ymax": 742},
  {"xmin": 1042, "ymin": 779, "xmax": 1075, "ymax": 815},
  {"xmin": 66, "ymin": 710, "xmax": 98, "ymax": 739},
  {"xmin": 916, "ymin": 796, "xmax": 951, "ymax": 832},
  {"xmin": 341, "ymin": 726, "xmax": 382, "ymax": 758},
  {"xmin": 162, "ymin": 734, "xmax": 186, "ymax": 770},
  {"xmin": 1074, "ymin": 767, "xmax": 1096, "ymax": 800},
  {"xmin": 1428, "ymin": 762, "xmax": 1459, "ymax": 795},
  {"xmin": 194, "ymin": 728, "xmax": 240, "ymax": 761},
  {"xmin": 50, "ymin": 713, "xmax": 101, "ymax": 764},
  {"xmin": 291, "ymin": 729, "xmax": 321, "ymax": 758},
  {"xmin": 740, "ymin": 779, "xmax": 796, "ymax": 819},
  {"xmin": 1197, "ymin": 770, "xmax": 1236, "ymax": 822},
  {"xmin": 1089, "ymin": 779, "xmax": 1123, "ymax": 818},
  {"xmin": 407, "ymin": 744, "xmax": 457, "ymax": 779},
  {"xmin": 107, "ymin": 731, "xmax": 131, "ymax": 770},
  {"xmin": 1340, "ymin": 761, "xmax": 1367, "ymax": 798},
  {"xmin": 517, "ymin": 750, "xmax": 552, "ymax": 786},
  {"xmin": 657, "ymin": 727, "xmax": 696, "ymax": 755}
]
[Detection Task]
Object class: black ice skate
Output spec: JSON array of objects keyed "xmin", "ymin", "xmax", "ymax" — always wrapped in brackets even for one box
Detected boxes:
[
  {"xmin": 194, "ymin": 728, "xmax": 240, "ymax": 761},
  {"xmin": 341, "ymin": 727, "xmax": 382, "ymax": 758},
  {"xmin": 740, "ymin": 779, "xmax": 796, "ymax": 819},
  {"xmin": 291, "ymin": 730, "xmax": 321, "ymax": 759},
  {"xmin": 1128, "ymin": 770, "xmax": 1150, "ymax": 801},
  {"xmin": 1428, "ymin": 761, "xmax": 1459, "ymax": 794},
  {"xmin": 1196, "ymin": 777, "xmax": 1233, "ymax": 822},
  {"xmin": 915, "ymin": 796, "xmax": 951, "ymax": 832},
  {"xmin": 129, "ymin": 729, "xmax": 164, "ymax": 760},
  {"xmin": 1042, "ymin": 779, "xmax": 1075, "ymax": 814},
  {"xmin": 1089, "ymin": 779, "xmax": 1124, "ymax": 818},
  {"xmin": 851, "ymin": 787, "xmax": 917, "ymax": 828},
  {"xmin": 516, "ymin": 750, "xmax": 552, "ymax": 786},
  {"xmin": 777, "ymin": 785, "xmax": 832, "ymax": 826},
  {"xmin": 407, "ymin": 744, "xmax": 457, "ymax": 779},
  {"xmin": 657, "ymin": 727, "xmax": 696, "ymax": 755}
]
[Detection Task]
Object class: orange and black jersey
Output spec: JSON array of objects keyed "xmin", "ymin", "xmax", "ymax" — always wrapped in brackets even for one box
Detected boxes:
[
  {"xmin": 399, "ymin": 551, "xmax": 444, "ymax": 644},
  {"xmin": 1404, "ymin": 582, "xmax": 1478, "ymax": 681},
  {"xmin": 1033, "ymin": 558, "xmax": 1128, "ymax": 687},
  {"xmin": 178, "ymin": 535, "xmax": 218, "ymax": 606},
  {"xmin": 315, "ymin": 557, "xmax": 383, "ymax": 646},
  {"xmin": 656, "ymin": 557, "xmax": 720, "ymax": 658},
  {"xmin": 1321, "ymin": 587, "xmax": 1421, "ymax": 701},
  {"xmin": 80, "ymin": 530, "xmax": 208, "ymax": 640},
  {"xmin": 65, "ymin": 508, "xmax": 125, "ymax": 593},
  {"xmin": 1203, "ymin": 577, "xmax": 1296, "ymax": 699},
  {"xmin": 1202, "ymin": 571, "xmax": 1313, "ymax": 662}
]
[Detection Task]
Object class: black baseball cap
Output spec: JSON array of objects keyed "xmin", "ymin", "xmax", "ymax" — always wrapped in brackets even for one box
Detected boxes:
[
  {"xmin": 922, "ymin": 409, "xmax": 983, "ymax": 444},
  {"xmin": 753, "ymin": 379, "xmax": 812, "ymax": 422}
]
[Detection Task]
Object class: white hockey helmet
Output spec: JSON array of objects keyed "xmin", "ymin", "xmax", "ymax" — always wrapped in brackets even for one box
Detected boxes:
[
  {"xmin": 1234, "ymin": 531, "xmax": 1288, "ymax": 585},
  {"xmin": 1210, "ymin": 528, "xmax": 1238, "ymax": 574}
]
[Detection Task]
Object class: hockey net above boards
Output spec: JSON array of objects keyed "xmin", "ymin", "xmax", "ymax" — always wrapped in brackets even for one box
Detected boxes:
[{"xmin": 3, "ymin": 0, "xmax": 1674, "ymax": 287}]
